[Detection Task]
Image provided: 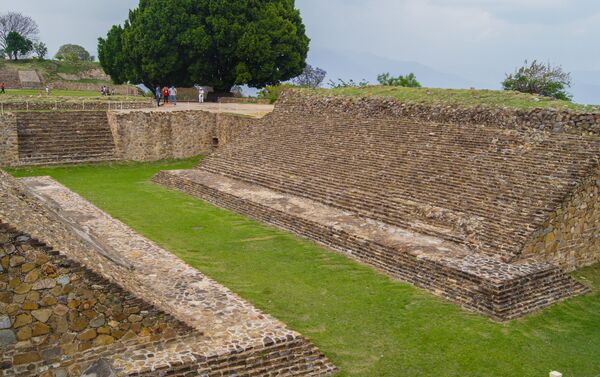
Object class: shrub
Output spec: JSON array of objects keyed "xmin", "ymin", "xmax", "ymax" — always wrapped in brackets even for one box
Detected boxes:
[
  {"xmin": 257, "ymin": 84, "xmax": 296, "ymax": 104},
  {"xmin": 502, "ymin": 60, "xmax": 572, "ymax": 101},
  {"xmin": 377, "ymin": 72, "xmax": 421, "ymax": 88},
  {"xmin": 327, "ymin": 78, "xmax": 369, "ymax": 89},
  {"xmin": 55, "ymin": 44, "xmax": 92, "ymax": 62}
]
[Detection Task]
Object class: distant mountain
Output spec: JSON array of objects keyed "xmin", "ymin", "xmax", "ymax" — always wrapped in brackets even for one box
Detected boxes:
[
  {"xmin": 572, "ymin": 70, "xmax": 600, "ymax": 105},
  {"xmin": 307, "ymin": 47, "xmax": 473, "ymax": 89}
]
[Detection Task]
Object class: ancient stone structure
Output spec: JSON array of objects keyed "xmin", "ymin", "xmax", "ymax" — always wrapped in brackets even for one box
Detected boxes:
[
  {"xmin": 17, "ymin": 111, "xmax": 116, "ymax": 165},
  {"xmin": 0, "ymin": 109, "xmax": 254, "ymax": 167},
  {"xmin": 0, "ymin": 69, "xmax": 22, "ymax": 89},
  {"xmin": 154, "ymin": 90, "xmax": 600, "ymax": 320},
  {"xmin": 107, "ymin": 110, "xmax": 256, "ymax": 162},
  {"xmin": 0, "ymin": 171, "xmax": 336, "ymax": 376}
]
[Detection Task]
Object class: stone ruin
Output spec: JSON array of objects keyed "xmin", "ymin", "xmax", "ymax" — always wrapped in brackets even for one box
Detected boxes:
[
  {"xmin": 0, "ymin": 171, "xmax": 336, "ymax": 376},
  {"xmin": 154, "ymin": 90, "xmax": 600, "ymax": 321}
]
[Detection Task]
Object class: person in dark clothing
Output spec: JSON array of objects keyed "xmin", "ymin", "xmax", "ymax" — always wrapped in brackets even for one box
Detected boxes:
[
  {"xmin": 0, "ymin": 82, "xmax": 5, "ymax": 94},
  {"xmin": 155, "ymin": 86, "xmax": 162, "ymax": 107}
]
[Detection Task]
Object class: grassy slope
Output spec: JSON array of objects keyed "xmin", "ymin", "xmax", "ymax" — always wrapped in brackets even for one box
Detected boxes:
[
  {"xmin": 8, "ymin": 160, "xmax": 600, "ymax": 377},
  {"xmin": 0, "ymin": 59, "xmax": 107, "ymax": 84},
  {"xmin": 313, "ymin": 86, "xmax": 600, "ymax": 112}
]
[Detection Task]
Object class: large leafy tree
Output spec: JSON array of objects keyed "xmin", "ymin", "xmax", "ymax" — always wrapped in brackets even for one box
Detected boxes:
[
  {"xmin": 98, "ymin": 0, "xmax": 309, "ymax": 91},
  {"xmin": 55, "ymin": 44, "xmax": 93, "ymax": 62},
  {"xmin": 4, "ymin": 31, "xmax": 33, "ymax": 60}
]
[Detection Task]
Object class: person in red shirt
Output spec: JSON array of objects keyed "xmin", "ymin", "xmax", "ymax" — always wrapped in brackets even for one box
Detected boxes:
[
  {"xmin": 0, "ymin": 82, "xmax": 5, "ymax": 94},
  {"xmin": 162, "ymin": 86, "xmax": 169, "ymax": 105}
]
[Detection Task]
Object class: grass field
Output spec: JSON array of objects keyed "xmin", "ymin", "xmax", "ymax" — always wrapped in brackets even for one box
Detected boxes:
[
  {"xmin": 8, "ymin": 159, "xmax": 600, "ymax": 377},
  {"xmin": 312, "ymin": 86, "xmax": 600, "ymax": 112}
]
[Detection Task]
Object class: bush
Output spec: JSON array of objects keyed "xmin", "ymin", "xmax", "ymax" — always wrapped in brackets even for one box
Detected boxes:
[
  {"xmin": 327, "ymin": 78, "xmax": 369, "ymax": 89},
  {"xmin": 502, "ymin": 60, "xmax": 572, "ymax": 101},
  {"xmin": 257, "ymin": 84, "xmax": 296, "ymax": 104},
  {"xmin": 55, "ymin": 44, "xmax": 92, "ymax": 62},
  {"xmin": 377, "ymin": 72, "xmax": 421, "ymax": 88}
]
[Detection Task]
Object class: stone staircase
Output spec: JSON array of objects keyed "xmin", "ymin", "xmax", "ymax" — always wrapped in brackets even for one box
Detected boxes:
[
  {"xmin": 153, "ymin": 101, "xmax": 599, "ymax": 320},
  {"xmin": 0, "ymin": 69, "xmax": 21, "ymax": 88},
  {"xmin": 199, "ymin": 112, "xmax": 600, "ymax": 262},
  {"xmin": 17, "ymin": 111, "xmax": 116, "ymax": 165}
]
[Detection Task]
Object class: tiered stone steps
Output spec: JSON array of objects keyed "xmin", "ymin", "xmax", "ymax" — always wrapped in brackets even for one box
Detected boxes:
[
  {"xmin": 0, "ymin": 69, "xmax": 21, "ymax": 88},
  {"xmin": 199, "ymin": 113, "xmax": 600, "ymax": 262},
  {"xmin": 154, "ymin": 169, "xmax": 589, "ymax": 321},
  {"xmin": 16, "ymin": 111, "xmax": 116, "ymax": 165}
]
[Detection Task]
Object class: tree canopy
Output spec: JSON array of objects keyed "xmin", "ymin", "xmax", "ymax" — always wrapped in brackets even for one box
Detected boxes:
[
  {"xmin": 98, "ymin": 0, "xmax": 310, "ymax": 91},
  {"xmin": 4, "ymin": 31, "xmax": 33, "ymax": 60},
  {"xmin": 0, "ymin": 12, "xmax": 39, "ymax": 55},
  {"xmin": 55, "ymin": 44, "xmax": 93, "ymax": 62}
]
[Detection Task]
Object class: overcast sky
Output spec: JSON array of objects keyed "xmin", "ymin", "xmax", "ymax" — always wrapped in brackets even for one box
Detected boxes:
[{"xmin": 2, "ymin": 0, "xmax": 599, "ymax": 102}]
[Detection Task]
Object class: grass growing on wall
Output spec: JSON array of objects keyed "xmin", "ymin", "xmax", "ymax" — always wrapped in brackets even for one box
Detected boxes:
[
  {"xmin": 8, "ymin": 160, "xmax": 600, "ymax": 377},
  {"xmin": 312, "ymin": 86, "xmax": 600, "ymax": 112}
]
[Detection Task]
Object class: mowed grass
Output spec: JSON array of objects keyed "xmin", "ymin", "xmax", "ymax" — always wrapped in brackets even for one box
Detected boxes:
[
  {"xmin": 8, "ymin": 160, "xmax": 600, "ymax": 377},
  {"xmin": 1, "ymin": 89, "xmax": 107, "ymax": 97},
  {"xmin": 313, "ymin": 86, "xmax": 600, "ymax": 111}
]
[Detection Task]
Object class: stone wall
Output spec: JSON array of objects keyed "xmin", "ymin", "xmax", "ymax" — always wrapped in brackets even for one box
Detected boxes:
[
  {"xmin": 49, "ymin": 82, "xmax": 140, "ymax": 96},
  {"xmin": 107, "ymin": 110, "xmax": 256, "ymax": 161},
  {"xmin": 279, "ymin": 89, "xmax": 600, "ymax": 136},
  {"xmin": 218, "ymin": 97, "xmax": 271, "ymax": 105},
  {"xmin": 523, "ymin": 168, "xmax": 600, "ymax": 271},
  {"xmin": 0, "ymin": 114, "xmax": 18, "ymax": 167},
  {"xmin": 0, "ymin": 101, "xmax": 153, "ymax": 112},
  {"xmin": 0, "ymin": 224, "xmax": 189, "ymax": 377}
]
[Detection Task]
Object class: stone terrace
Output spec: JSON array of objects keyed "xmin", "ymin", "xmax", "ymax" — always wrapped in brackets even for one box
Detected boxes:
[
  {"xmin": 0, "ymin": 171, "xmax": 335, "ymax": 376},
  {"xmin": 154, "ymin": 91, "xmax": 599, "ymax": 320}
]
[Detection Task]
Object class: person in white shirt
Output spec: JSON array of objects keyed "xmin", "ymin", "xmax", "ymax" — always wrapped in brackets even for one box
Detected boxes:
[
  {"xmin": 198, "ymin": 87, "xmax": 205, "ymax": 103},
  {"xmin": 169, "ymin": 86, "xmax": 177, "ymax": 106}
]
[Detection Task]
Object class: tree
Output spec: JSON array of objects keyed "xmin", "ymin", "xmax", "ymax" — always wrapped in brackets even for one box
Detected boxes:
[
  {"xmin": 33, "ymin": 42, "xmax": 47, "ymax": 60},
  {"xmin": 502, "ymin": 60, "xmax": 572, "ymax": 101},
  {"xmin": 55, "ymin": 44, "xmax": 92, "ymax": 62},
  {"xmin": 98, "ymin": 0, "xmax": 310, "ymax": 91},
  {"xmin": 4, "ymin": 31, "xmax": 33, "ymax": 60},
  {"xmin": 292, "ymin": 64, "xmax": 326, "ymax": 88},
  {"xmin": 377, "ymin": 72, "xmax": 422, "ymax": 88},
  {"xmin": 0, "ymin": 12, "xmax": 39, "ymax": 54}
]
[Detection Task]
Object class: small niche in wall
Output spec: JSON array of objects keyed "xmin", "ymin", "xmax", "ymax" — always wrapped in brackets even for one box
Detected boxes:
[{"xmin": 212, "ymin": 137, "xmax": 220, "ymax": 147}]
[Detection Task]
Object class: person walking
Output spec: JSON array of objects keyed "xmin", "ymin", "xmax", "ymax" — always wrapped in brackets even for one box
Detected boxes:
[
  {"xmin": 155, "ymin": 86, "xmax": 161, "ymax": 107},
  {"xmin": 0, "ymin": 82, "xmax": 5, "ymax": 94},
  {"xmin": 198, "ymin": 87, "xmax": 205, "ymax": 103},
  {"xmin": 169, "ymin": 86, "xmax": 177, "ymax": 106},
  {"xmin": 162, "ymin": 86, "xmax": 169, "ymax": 105},
  {"xmin": 45, "ymin": 86, "xmax": 50, "ymax": 96}
]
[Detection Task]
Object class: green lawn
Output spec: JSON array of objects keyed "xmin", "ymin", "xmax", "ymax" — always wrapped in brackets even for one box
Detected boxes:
[
  {"xmin": 311, "ymin": 86, "xmax": 600, "ymax": 111},
  {"xmin": 7, "ymin": 160, "xmax": 600, "ymax": 377}
]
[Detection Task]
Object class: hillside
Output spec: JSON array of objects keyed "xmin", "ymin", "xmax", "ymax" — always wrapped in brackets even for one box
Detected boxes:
[{"xmin": 0, "ymin": 59, "xmax": 112, "ymax": 84}]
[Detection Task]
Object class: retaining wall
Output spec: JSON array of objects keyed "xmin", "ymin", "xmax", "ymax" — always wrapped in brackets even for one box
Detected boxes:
[
  {"xmin": 0, "ymin": 114, "xmax": 18, "ymax": 166},
  {"xmin": 107, "ymin": 110, "xmax": 256, "ymax": 162},
  {"xmin": 279, "ymin": 90, "xmax": 600, "ymax": 136}
]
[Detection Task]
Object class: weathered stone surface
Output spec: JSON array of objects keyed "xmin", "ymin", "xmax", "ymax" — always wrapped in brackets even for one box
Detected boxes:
[
  {"xmin": 0, "ymin": 329, "xmax": 16, "ymax": 346},
  {"xmin": 32, "ymin": 308, "xmax": 52, "ymax": 323},
  {"xmin": 13, "ymin": 313, "xmax": 32, "ymax": 328},
  {"xmin": 0, "ymin": 314, "xmax": 11, "ymax": 329},
  {"xmin": 80, "ymin": 358, "xmax": 117, "ymax": 377}
]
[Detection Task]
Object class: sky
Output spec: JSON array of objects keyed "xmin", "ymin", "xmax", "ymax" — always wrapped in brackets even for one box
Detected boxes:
[{"xmin": 1, "ymin": 0, "xmax": 599, "ymax": 103}]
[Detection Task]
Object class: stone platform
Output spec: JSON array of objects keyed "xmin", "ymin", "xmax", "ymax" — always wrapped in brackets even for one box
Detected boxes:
[
  {"xmin": 1, "ymin": 171, "xmax": 335, "ymax": 376},
  {"xmin": 153, "ymin": 169, "xmax": 590, "ymax": 321}
]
